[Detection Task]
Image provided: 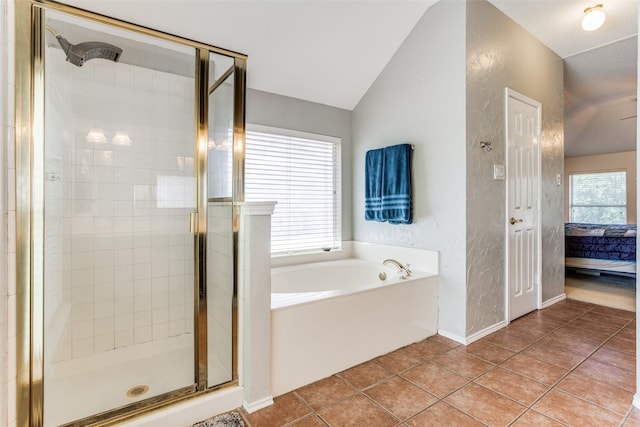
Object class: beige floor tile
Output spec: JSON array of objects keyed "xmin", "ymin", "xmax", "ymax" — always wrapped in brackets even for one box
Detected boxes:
[
  {"xmin": 444, "ymin": 383, "xmax": 526, "ymax": 426},
  {"xmin": 432, "ymin": 349, "xmax": 494, "ymax": 379},
  {"xmin": 462, "ymin": 340, "xmax": 516, "ymax": 364},
  {"xmin": 591, "ymin": 346, "xmax": 636, "ymax": 372},
  {"xmin": 617, "ymin": 325, "xmax": 636, "ymax": 341},
  {"xmin": 406, "ymin": 402, "xmax": 484, "ymax": 427},
  {"xmin": 242, "ymin": 392, "xmax": 311, "ymax": 427},
  {"xmin": 573, "ymin": 359, "xmax": 635, "ymax": 393},
  {"xmin": 317, "ymin": 394, "xmax": 397, "ymax": 427},
  {"xmin": 295, "ymin": 376, "xmax": 357, "ymax": 411},
  {"xmin": 406, "ymin": 339, "xmax": 454, "ymax": 360},
  {"xmin": 500, "ymin": 354, "xmax": 568, "ymax": 386},
  {"xmin": 539, "ymin": 331, "xmax": 601, "ymax": 357},
  {"xmin": 474, "ymin": 367, "xmax": 550, "ymax": 406},
  {"xmin": 365, "ymin": 376, "xmax": 437, "ymax": 420},
  {"xmin": 624, "ymin": 407, "xmax": 640, "ymax": 426},
  {"xmin": 521, "ymin": 342, "xmax": 585, "ymax": 370},
  {"xmin": 401, "ymin": 361, "xmax": 469, "ymax": 398},
  {"xmin": 375, "ymin": 348, "xmax": 425, "ymax": 373},
  {"xmin": 604, "ymin": 335, "xmax": 636, "ymax": 355},
  {"xmin": 338, "ymin": 360, "xmax": 393, "ymax": 390},
  {"xmin": 556, "ymin": 371, "xmax": 634, "ymax": 415},
  {"xmin": 288, "ymin": 415, "xmax": 328, "ymax": 427},
  {"xmin": 483, "ymin": 329, "xmax": 536, "ymax": 352},
  {"xmin": 533, "ymin": 389, "xmax": 623, "ymax": 427},
  {"xmin": 510, "ymin": 410, "xmax": 565, "ymax": 426}
]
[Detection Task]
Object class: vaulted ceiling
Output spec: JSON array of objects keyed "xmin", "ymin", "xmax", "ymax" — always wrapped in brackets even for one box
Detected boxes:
[{"xmin": 64, "ymin": 0, "xmax": 639, "ymax": 157}]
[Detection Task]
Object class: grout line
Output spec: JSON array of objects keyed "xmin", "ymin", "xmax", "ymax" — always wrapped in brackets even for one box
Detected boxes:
[{"xmin": 243, "ymin": 300, "xmax": 635, "ymax": 427}]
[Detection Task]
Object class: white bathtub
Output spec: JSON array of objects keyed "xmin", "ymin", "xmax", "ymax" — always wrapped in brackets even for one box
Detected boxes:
[{"xmin": 270, "ymin": 251, "xmax": 439, "ymax": 396}]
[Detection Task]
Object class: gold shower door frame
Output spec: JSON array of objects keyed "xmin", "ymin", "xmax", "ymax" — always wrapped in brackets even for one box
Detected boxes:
[{"xmin": 14, "ymin": 1, "xmax": 247, "ymax": 425}]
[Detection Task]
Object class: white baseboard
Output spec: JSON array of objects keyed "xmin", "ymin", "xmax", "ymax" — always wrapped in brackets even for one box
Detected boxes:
[
  {"xmin": 439, "ymin": 320, "xmax": 508, "ymax": 346},
  {"xmin": 243, "ymin": 396, "xmax": 274, "ymax": 414},
  {"xmin": 541, "ymin": 293, "xmax": 566, "ymax": 308},
  {"xmin": 437, "ymin": 329, "xmax": 467, "ymax": 345},
  {"xmin": 633, "ymin": 393, "xmax": 640, "ymax": 409},
  {"xmin": 465, "ymin": 320, "xmax": 509, "ymax": 345}
]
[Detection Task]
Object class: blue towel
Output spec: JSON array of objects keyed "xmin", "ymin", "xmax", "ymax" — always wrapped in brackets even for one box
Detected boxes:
[
  {"xmin": 382, "ymin": 144, "xmax": 412, "ymax": 224},
  {"xmin": 365, "ymin": 143, "xmax": 413, "ymax": 224},
  {"xmin": 365, "ymin": 148, "xmax": 384, "ymax": 221}
]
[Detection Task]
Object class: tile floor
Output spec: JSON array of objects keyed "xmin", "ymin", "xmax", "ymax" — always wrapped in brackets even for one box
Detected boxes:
[{"xmin": 239, "ymin": 299, "xmax": 638, "ymax": 427}]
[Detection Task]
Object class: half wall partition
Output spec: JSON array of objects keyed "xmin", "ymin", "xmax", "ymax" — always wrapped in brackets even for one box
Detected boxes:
[{"xmin": 15, "ymin": 1, "xmax": 246, "ymax": 425}]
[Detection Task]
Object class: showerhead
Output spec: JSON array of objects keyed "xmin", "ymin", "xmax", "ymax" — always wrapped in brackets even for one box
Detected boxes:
[{"xmin": 54, "ymin": 33, "xmax": 122, "ymax": 67}]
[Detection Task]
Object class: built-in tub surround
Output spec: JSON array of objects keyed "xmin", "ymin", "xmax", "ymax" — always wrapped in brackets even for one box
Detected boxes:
[{"xmin": 270, "ymin": 242, "xmax": 439, "ymax": 397}]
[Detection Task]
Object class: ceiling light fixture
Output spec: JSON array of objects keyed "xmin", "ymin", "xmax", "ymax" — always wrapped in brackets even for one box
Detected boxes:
[{"xmin": 581, "ymin": 4, "xmax": 606, "ymax": 31}]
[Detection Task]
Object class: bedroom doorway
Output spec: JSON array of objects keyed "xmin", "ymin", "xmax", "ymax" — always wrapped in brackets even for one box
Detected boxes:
[
  {"xmin": 564, "ymin": 170, "xmax": 636, "ymax": 312},
  {"xmin": 505, "ymin": 88, "xmax": 542, "ymax": 321}
]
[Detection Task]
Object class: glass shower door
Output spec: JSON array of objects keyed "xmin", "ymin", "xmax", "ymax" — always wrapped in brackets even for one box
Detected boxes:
[
  {"xmin": 42, "ymin": 9, "xmax": 197, "ymax": 425},
  {"xmin": 206, "ymin": 52, "xmax": 236, "ymax": 388}
]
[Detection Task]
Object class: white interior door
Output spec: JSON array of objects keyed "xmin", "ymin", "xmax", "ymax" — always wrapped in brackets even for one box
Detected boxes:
[{"xmin": 506, "ymin": 88, "xmax": 541, "ymax": 321}]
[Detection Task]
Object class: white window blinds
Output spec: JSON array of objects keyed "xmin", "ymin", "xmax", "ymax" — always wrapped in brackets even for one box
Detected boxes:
[
  {"xmin": 569, "ymin": 171, "xmax": 627, "ymax": 224},
  {"xmin": 245, "ymin": 126, "xmax": 341, "ymax": 254}
]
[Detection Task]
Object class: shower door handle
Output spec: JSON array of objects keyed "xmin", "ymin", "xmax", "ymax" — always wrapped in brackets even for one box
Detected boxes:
[{"xmin": 189, "ymin": 211, "xmax": 198, "ymax": 234}]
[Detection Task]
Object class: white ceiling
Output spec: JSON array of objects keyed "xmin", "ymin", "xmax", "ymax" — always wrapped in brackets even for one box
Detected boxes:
[
  {"xmin": 489, "ymin": 0, "xmax": 638, "ymax": 157},
  {"xmin": 64, "ymin": 0, "xmax": 639, "ymax": 156}
]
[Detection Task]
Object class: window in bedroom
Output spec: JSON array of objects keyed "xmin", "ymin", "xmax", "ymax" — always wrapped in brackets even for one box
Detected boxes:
[
  {"xmin": 569, "ymin": 171, "xmax": 627, "ymax": 224},
  {"xmin": 244, "ymin": 125, "xmax": 341, "ymax": 255}
]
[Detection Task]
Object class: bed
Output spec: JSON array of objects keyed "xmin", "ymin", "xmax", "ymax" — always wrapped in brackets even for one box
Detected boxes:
[{"xmin": 565, "ymin": 223, "xmax": 637, "ymax": 276}]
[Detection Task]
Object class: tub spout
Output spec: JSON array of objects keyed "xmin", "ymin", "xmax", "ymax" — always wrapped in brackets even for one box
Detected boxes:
[{"xmin": 383, "ymin": 259, "xmax": 411, "ymax": 279}]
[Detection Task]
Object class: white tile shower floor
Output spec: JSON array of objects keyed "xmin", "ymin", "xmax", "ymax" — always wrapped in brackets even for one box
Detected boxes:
[{"xmin": 45, "ymin": 335, "xmax": 193, "ymax": 426}]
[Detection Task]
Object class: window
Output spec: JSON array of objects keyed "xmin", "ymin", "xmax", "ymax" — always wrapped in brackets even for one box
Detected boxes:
[
  {"xmin": 569, "ymin": 171, "xmax": 627, "ymax": 224},
  {"xmin": 245, "ymin": 125, "xmax": 341, "ymax": 254}
]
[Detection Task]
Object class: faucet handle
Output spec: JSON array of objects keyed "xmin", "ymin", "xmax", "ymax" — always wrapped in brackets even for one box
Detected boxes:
[{"xmin": 405, "ymin": 263, "xmax": 412, "ymax": 274}]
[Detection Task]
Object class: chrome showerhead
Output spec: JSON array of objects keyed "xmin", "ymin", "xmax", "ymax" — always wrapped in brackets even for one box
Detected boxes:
[{"xmin": 50, "ymin": 27, "xmax": 122, "ymax": 67}]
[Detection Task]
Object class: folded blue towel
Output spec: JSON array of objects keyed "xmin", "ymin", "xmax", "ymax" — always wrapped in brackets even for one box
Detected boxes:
[
  {"xmin": 382, "ymin": 144, "xmax": 412, "ymax": 224},
  {"xmin": 365, "ymin": 143, "xmax": 413, "ymax": 224},
  {"xmin": 365, "ymin": 148, "xmax": 384, "ymax": 221}
]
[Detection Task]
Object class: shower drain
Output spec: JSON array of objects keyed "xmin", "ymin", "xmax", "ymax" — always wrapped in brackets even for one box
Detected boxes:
[{"xmin": 126, "ymin": 385, "xmax": 149, "ymax": 398}]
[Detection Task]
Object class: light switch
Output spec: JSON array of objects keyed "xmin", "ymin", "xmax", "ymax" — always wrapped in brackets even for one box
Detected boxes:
[{"xmin": 493, "ymin": 164, "xmax": 505, "ymax": 180}]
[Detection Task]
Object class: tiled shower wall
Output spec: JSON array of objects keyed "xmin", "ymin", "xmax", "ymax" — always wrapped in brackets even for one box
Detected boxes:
[{"xmin": 46, "ymin": 49, "xmax": 195, "ymax": 362}]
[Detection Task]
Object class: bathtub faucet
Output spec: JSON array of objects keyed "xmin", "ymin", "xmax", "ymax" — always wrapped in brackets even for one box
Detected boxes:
[{"xmin": 383, "ymin": 259, "xmax": 411, "ymax": 279}]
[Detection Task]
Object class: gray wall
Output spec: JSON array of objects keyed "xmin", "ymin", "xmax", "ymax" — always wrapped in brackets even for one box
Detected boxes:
[
  {"xmin": 352, "ymin": 1, "xmax": 468, "ymax": 339},
  {"xmin": 353, "ymin": 0, "xmax": 565, "ymax": 340},
  {"xmin": 465, "ymin": 1, "xmax": 565, "ymax": 334},
  {"xmin": 246, "ymin": 88, "xmax": 354, "ymax": 241}
]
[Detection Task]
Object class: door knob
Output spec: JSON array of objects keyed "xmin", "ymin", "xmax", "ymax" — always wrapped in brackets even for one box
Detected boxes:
[{"xmin": 510, "ymin": 217, "xmax": 523, "ymax": 225}]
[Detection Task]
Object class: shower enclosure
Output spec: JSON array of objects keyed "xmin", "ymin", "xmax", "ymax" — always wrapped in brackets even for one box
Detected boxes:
[{"xmin": 16, "ymin": 2, "xmax": 245, "ymax": 426}]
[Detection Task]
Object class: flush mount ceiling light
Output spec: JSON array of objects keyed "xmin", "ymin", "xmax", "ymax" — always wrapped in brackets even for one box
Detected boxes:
[{"xmin": 582, "ymin": 4, "xmax": 606, "ymax": 31}]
